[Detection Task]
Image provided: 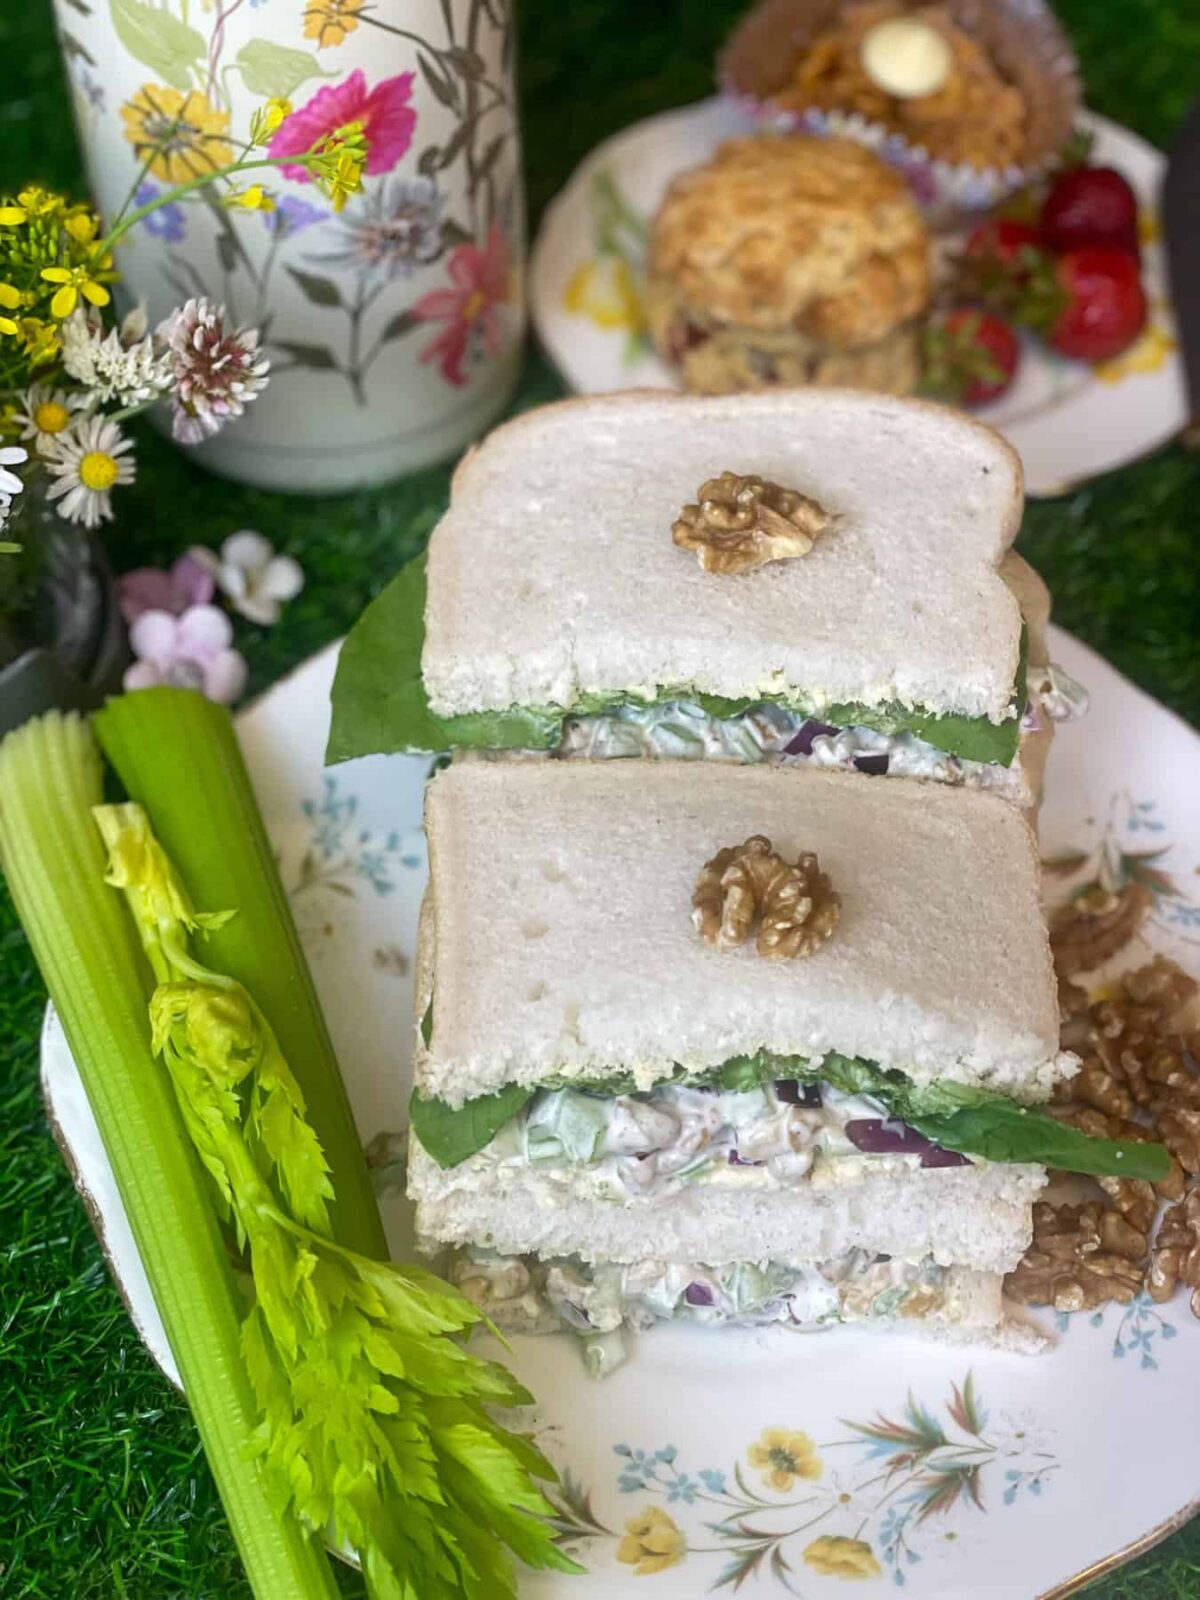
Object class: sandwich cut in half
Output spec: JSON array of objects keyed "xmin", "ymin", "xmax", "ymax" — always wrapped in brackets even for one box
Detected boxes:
[
  {"xmin": 408, "ymin": 761, "xmax": 1167, "ymax": 1367},
  {"xmin": 328, "ymin": 390, "xmax": 1086, "ymax": 807}
]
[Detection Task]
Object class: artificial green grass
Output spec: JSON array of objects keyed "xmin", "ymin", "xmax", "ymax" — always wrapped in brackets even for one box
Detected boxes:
[{"xmin": 1, "ymin": 0, "xmax": 1198, "ymax": 1596}]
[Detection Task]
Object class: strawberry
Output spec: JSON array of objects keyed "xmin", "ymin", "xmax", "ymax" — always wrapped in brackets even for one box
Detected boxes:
[
  {"xmin": 1043, "ymin": 247, "xmax": 1147, "ymax": 362},
  {"xmin": 1040, "ymin": 165, "xmax": 1140, "ymax": 257},
  {"xmin": 965, "ymin": 218, "xmax": 1044, "ymax": 285},
  {"xmin": 922, "ymin": 309, "xmax": 1020, "ymax": 407}
]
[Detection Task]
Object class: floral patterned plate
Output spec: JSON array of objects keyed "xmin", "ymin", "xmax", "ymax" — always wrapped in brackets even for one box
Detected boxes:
[
  {"xmin": 41, "ymin": 627, "xmax": 1200, "ymax": 1598},
  {"xmin": 529, "ymin": 99, "xmax": 1186, "ymax": 499}
]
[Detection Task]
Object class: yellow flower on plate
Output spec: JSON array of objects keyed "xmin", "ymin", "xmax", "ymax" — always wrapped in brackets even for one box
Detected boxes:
[
  {"xmin": 564, "ymin": 254, "xmax": 643, "ymax": 332},
  {"xmin": 1094, "ymin": 322, "xmax": 1176, "ymax": 384},
  {"xmin": 40, "ymin": 264, "xmax": 110, "ymax": 320},
  {"xmin": 747, "ymin": 1427, "xmax": 823, "ymax": 1492},
  {"xmin": 802, "ymin": 1535, "xmax": 883, "ymax": 1580},
  {"xmin": 615, "ymin": 1506, "xmax": 687, "ymax": 1576},
  {"xmin": 304, "ymin": 0, "xmax": 363, "ymax": 49},
  {"xmin": 120, "ymin": 85, "xmax": 233, "ymax": 185}
]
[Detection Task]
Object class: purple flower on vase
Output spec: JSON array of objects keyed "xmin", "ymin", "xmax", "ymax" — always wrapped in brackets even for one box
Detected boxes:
[
  {"xmin": 124, "ymin": 605, "xmax": 248, "ymax": 703},
  {"xmin": 118, "ymin": 551, "xmax": 215, "ymax": 625},
  {"xmin": 134, "ymin": 181, "xmax": 187, "ymax": 243},
  {"xmin": 263, "ymin": 194, "xmax": 329, "ymax": 237}
]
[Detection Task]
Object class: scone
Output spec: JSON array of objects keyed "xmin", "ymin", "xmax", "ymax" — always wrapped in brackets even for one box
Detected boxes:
[{"xmin": 646, "ymin": 134, "xmax": 930, "ymax": 395}]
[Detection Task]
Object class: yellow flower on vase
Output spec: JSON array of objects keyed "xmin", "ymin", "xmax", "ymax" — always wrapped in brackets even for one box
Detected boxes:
[
  {"xmin": 564, "ymin": 254, "xmax": 643, "ymax": 332},
  {"xmin": 616, "ymin": 1506, "xmax": 687, "ymax": 1576},
  {"xmin": 747, "ymin": 1428, "xmax": 823, "ymax": 1492},
  {"xmin": 1094, "ymin": 321, "xmax": 1177, "ymax": 384},
  {"xmin": 304, "ymin": 0, "xmax": 363, "ymax": 49},
  {"xmin": 120, "ymin": 85, "xmax": 233, "ymax": 185},
  {"xmin": 1138, "ymin": 210, "xmax": 1160, "ymax": 247},
  {"xmin": 802, "ymin": 1535, "xmax": 883, "ymax": 1580}
]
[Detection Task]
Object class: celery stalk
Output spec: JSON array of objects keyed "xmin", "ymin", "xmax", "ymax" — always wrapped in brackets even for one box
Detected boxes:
[
  {"xmin": 94, "ymin": 688, "xmax": 386, "ymax": 1260},
  {"xmin": 0, "ymin": 712, "xmax": 339, "ymax": 1599}
]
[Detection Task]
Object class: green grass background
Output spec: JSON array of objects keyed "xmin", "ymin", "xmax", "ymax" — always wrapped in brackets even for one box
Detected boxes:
[{"xmin": 2, "ymin": 1, "xmax": 1199, "ymax": 1595}]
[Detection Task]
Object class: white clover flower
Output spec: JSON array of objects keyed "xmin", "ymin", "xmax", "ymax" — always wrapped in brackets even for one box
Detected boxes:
[
  {"xmin": 157, "ymin": 297, "xmax": 270, "ymax": 445},
  {"xmin": 60, "ymin": 305, "xmax": 173, "ymax": 406}
]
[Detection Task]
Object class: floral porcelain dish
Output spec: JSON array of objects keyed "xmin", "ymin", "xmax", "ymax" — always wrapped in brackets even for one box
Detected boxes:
[
  {"xmin": 529, "ymin": 99, "xmax": 1187, "ymax": 498},
  {"xmin": 42, "ymin": 625, "xmax": 1200, "ymax": 1598}
]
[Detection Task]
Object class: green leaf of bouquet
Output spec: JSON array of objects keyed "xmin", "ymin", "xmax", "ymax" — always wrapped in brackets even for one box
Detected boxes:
[
  {"xmin": 109, "ymin": 0, "xmax": 206, "ymax": 91},
  {"xmin": 235, "ymin": 38, "xmax": 326, "ymax": 99}
]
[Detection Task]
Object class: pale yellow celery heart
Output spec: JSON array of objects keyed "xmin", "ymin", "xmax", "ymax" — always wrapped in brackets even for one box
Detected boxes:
[{"xmin": 0, "ymin": 712, "xmax": 338, "ymax": 1600}]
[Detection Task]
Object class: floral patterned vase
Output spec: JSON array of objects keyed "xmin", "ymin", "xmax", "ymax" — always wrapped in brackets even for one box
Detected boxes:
[{"xmin": 52, "ymin": 0, "xmax": 525, "ymax": 492}]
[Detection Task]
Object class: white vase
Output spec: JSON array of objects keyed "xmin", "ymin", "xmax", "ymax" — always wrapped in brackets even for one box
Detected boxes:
[{"xmin": 52, "ymin": 0, "xmax": 525, "ymax": 493}]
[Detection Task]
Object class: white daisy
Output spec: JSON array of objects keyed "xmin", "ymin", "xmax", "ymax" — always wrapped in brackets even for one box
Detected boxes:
[
  {"xmin": 0, "ymin": 443, "xmax": 29, "ymax": 498},
  {"xmin": 42, "ymin": 415, "xmax": 136, "ymax": 529},
  {"xmin": 13, "ymin": 383, "xmax": 88, "ymax": 455},
  {"xmin": 60, "ymin": 305, "xmax": 172, "ymax": 407}
]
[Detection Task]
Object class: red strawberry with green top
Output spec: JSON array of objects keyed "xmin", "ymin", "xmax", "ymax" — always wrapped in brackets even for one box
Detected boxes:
[
  {"xmin": 1034, "ymin": 247, "xmax": 1147, "ymax": 363},
  {"xmin": 965, "ymin": 218, "xmax": 1045, "ymax": 287},
  {"xmin": 1040, "ymin": 165, "xmax": 1140, "ymax": 257},
  {"xmin": 922, "ymin": 309, "xmax": 1020, "ymax": 407}
]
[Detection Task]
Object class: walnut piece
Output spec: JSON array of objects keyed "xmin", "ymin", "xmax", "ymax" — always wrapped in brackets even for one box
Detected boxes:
[
  {"xmin": 693, "ymin": 834, "xmax": 840, "ymax": 961},
  {"xmin": 1049, "ymin": 882, "xmax": 1151, "ymax": 977},
  {"xmin": 1147, "ymin": 1190, "xmax": 1200, "ymax": 1315},
  {"xmin": 672, "ymin": 472, "xmax": 832, "ymax": 576},
  {"xmin": 1005, "ymin": 1199, "xmax": 1146, "ymax": 1313}
]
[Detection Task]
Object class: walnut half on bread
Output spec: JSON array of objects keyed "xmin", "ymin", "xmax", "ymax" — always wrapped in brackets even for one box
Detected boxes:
[{"xmin": 645, "ymin": 134, "xmax": 930, "ymax": 396}]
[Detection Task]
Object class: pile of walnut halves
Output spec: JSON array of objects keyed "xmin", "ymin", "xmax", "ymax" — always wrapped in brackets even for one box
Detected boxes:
[{"xmin": 1006, "ymin": 917, "xmax": 1200, "ymax": 1319}]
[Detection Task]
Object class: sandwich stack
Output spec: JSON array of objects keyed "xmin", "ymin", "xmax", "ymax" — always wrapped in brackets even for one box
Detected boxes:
[{"xmin": 331, "ymin": 389, "xmax": 1162, "ymax": 1367}]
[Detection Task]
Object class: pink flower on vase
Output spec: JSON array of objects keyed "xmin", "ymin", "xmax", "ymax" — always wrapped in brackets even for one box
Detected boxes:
[
  {"xmin": 118, "ymin": 550, "xmax": 215, "ymax": 625},
  {"xmin": 124, "ymin": 606, "xmax": 248, "ymax": 704},
  {"xmin": 410, "ymin": 222, "xmax": 511, "ymax": 386},
  {"xmin": 269, "ymin": 70, "xmax": 417, "ymax": 180}
]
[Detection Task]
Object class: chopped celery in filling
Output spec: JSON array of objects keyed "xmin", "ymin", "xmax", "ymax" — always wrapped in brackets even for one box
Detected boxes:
[{"xmin": 450, "ymin": 1247, "xmax": 959, "ymax": 1375}]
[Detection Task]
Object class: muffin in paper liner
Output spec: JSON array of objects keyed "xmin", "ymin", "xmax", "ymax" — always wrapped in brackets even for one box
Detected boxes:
[{"xmin": 718, "ymin": 0, "xmax": 1081, "ymax": 222}]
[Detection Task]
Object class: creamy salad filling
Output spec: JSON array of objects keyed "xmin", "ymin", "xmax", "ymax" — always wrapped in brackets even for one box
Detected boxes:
[
  {"xmin": 452, "ymin": 1247, "xmax": 959, "ymax": 1375},
  {"xmin": 472, "ymin": 1079, "xmax": 969, "ymax": 1202},
  {"xmin": 558, "ymin": 663, "xmax": 1087, "ymax": 787}
]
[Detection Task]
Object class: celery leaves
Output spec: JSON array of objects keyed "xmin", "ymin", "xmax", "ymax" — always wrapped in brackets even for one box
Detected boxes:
[{"xmin": 97, "ymin": 803, "xmax": 579, "ymax": 1598}]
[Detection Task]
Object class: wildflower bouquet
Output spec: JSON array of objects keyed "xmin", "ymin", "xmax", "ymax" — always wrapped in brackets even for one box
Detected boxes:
[{"xmin": 0, "ymin": 98, "xmax": 370, "ymax": 547}]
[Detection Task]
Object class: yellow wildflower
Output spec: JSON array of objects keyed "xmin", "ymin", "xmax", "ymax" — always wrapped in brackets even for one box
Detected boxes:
[
  {"xmin": 223, "ymin": 184, "xmax": 276, "ymax": 212},
  {"xmin": 120, "ymin": 84, "xmax": 233, "ymax": 185},
  {"xmin": 19, "ymin": 319, "xmax": 61, "ymax": 366},
  {"xmin": 616, "ymin": 1507, "xmax": 686, "ymax": 1576},
  {"xmin": 40, "ymin": 264, "xmax": 111, "ymax": 319},
  {"xmin": 802, "ymin": 1535, "xmax": 883, "ymax": 1580},
  {"xmin": 1094, "ymin": 321, "xmax": 1176, "ymax": 384},
  {"xmin": 62, "ymin": 210, "xmax": 99, "ymax": 245},
  {"xmin": 249, "ymin": 97, "xmax": 292, "ymax": 145},
  {"xmin": 0, "ymin": 282, "xmax": 21, "ymax": 337},
  {"xmin": 0, "ymin": 188, "xmax": 64, "ymax": 225},
  {"xmin": 310, "ymin": 121, "xmax": 368, "ymax": 212},
  {"xmin": 303, "ymin": 0, "xmax": 363, "ymax": 49},
  {"xmin": 747, "ymin": 1428, "xmax": 823, "ymax": 1492},
  {"xmin": 564, "ymin": 254, "xmax": 643, "ymax": 331}
]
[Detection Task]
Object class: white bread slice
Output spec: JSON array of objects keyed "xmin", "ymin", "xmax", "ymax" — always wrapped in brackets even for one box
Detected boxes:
[
  {"xmin": 422, "ymin": 389, "xmax": 1025, "ymax": 725},
  {"xmin": 409, "ymin": 1139, "xmax": 1043, "ymax": 1274},
  {"xmin": 418, "ymin": 760, "xmax": 1071, "ymax": 1103}
]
